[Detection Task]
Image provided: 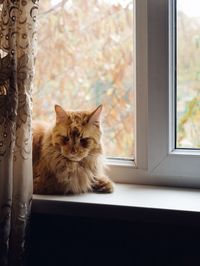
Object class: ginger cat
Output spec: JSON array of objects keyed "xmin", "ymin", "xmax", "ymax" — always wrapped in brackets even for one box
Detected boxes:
[{"xmin": 32, "ymin": 104, "xmax": 114, "ymax": 195}]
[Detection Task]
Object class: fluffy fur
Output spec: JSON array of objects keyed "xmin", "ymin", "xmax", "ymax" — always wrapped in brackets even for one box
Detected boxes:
[{"xmin": 32, "ymin": 104, "xmax": 114, "ymax": 195}]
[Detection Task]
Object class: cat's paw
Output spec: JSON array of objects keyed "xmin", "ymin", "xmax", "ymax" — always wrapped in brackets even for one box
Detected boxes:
[{"xmin": 92, "ymin": 177, "xmax": 114, "ymax": 193}]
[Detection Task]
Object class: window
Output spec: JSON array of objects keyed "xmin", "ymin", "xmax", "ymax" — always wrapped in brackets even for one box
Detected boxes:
[
  {"xmin": 33, "ymin": 0, "xmax": 200, "ymax": 187},
  {"xmin": 145, "ymin": 0, "xmax": 200, "ymax": 187}
]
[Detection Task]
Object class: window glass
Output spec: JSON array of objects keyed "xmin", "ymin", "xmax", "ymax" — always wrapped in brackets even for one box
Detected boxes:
[
  {"xmin": 176, "ymin": 0, "xmax": 200, "ymax": 148},
  {"xmin": 33, "ymin": 0, "xmax": 134, "ymax": 158}
]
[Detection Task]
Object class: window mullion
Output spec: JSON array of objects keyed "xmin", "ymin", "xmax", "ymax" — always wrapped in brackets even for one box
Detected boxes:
[{"xmin": 135, "ymin": 0, "xmax": 148, "ymax": 170}]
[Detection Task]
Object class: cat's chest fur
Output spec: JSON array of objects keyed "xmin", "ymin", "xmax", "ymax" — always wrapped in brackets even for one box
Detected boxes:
[
  {"xmin": 60, "ymin": 161, "xmax": 94, "ymax": 193},
  {"xmin": 44, "ymin": 145, "xmax": 97, "ymax": 194}
]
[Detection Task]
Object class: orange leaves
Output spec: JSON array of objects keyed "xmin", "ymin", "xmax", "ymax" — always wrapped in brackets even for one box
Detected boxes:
[{"xmin": 33, "ymin": 0, "xmax": 134, "ymax": 157}]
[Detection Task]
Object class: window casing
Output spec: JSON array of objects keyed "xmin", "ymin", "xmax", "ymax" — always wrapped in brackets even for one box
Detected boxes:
[{"xmin": 109, "ymin": 0, "xmax": 200, "ymax": 188}]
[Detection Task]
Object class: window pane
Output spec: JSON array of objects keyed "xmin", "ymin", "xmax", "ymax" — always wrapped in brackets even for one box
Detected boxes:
[
  {"xmin": 33, "ymin": 0, "xmax": 134, "ymax": 158},
  {"xmin": 176, "ymin": 0, "xmax": 200, "ymax": 148}
]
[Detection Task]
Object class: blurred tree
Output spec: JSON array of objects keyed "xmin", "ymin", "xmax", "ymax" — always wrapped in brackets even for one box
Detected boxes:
[
  {"xmin": 177, "ymin": 10, "xmax": 200, "ymax": 148},
  {"xmin": 33, "ymin": 0, "xmax": 134, "ymax": 158}
]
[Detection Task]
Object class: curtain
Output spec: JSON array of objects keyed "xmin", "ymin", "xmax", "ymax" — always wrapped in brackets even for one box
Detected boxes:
[{"xmin": 0, "ymin": 1, "xmax": 38, "ymax": 265}]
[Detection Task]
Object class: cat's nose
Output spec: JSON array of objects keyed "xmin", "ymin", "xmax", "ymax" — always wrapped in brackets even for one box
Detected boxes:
[{"xmin": 71, "ymin": 147, "xmax": 77, "ymax": 154}]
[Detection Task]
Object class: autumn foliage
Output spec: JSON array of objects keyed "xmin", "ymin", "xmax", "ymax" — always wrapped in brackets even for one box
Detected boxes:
[
  {"xmin": 33, "ymin": 0, "xmax": 134, "ymax": 158},
  {"xmin": 177, "ymin": 10, "xmax": 200, "ymax": 148}
]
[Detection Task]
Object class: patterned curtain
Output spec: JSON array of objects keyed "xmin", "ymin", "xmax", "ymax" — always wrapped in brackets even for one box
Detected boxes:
[{"xmin": 0, "ymin": 1, "xmax": 38, "ymax": 265}]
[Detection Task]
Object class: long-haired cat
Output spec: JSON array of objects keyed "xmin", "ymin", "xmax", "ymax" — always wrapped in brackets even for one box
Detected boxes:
[{"xmin": 32, "ymin": 104, "xmax": 114, "ymax": 194}]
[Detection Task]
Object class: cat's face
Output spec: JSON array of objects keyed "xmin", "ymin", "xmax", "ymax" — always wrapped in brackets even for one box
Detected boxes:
[{"xmin": 52, "ymin": 105, "xmax": 103, "ymax": 161}]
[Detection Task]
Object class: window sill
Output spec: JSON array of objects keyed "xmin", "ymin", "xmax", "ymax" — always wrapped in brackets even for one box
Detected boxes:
[{"xmin": 32, "ymin": 183, "xmax": 200, "ymax": 225}]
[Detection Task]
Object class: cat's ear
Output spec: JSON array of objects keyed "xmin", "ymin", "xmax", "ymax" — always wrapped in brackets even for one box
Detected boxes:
[
  {"xmin": 55, "ymin": 105, "xmax": 67, "ymax": 123},
  {"xmin": 88, "ymin": 105, "xmax": 103, "ymax": 125}
]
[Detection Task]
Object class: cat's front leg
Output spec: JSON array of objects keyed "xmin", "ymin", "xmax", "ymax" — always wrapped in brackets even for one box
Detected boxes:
[{"xmin": 92, "ymin": 176, "xmax": 114, "ymax": 193}]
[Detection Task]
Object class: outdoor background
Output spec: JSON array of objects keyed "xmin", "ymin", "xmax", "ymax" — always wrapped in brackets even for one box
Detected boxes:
[
  {"xmin": 32, "ymin": 0, "xmax": 134, "ymax": 158},
  {"xmin": 177, "ymin": 0, "xmax": 200, "ymax": 148}
]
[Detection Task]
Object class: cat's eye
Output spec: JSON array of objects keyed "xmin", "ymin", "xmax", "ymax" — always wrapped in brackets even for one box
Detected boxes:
[
  {"xmin": 80, "ymin": 138, "xmax": 90, "ymax": 148},
  {"xmin": 62, "ymin": 136, "xmax": 69, "ymax": 144}
]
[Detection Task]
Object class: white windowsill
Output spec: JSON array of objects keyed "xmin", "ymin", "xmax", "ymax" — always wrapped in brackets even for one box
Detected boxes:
[{"xmin": 32, "ymin": 183, "xmax": 200, "ymax": 224}]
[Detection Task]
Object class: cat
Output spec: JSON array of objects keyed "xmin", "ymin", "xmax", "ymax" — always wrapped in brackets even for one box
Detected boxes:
[{"xmin": 32, "ymin": 104, "xmax": 114, "ymax": 195}]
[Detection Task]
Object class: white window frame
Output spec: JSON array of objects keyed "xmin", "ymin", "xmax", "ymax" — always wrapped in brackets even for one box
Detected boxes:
[{"xmin": 108, "ymin": 0, "xmax": 200, "ymax": 188}]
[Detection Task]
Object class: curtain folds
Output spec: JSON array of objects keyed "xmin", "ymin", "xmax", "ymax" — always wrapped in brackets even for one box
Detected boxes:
[{"xmin": 0, "ymin": 1, "xmax": 38, "ymax": 265}]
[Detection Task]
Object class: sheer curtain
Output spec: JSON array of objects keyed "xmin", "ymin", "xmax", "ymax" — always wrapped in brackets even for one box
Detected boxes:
[{"xmin": 0, "ymin": 1, "xmax": 38, "ymax": 265}]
